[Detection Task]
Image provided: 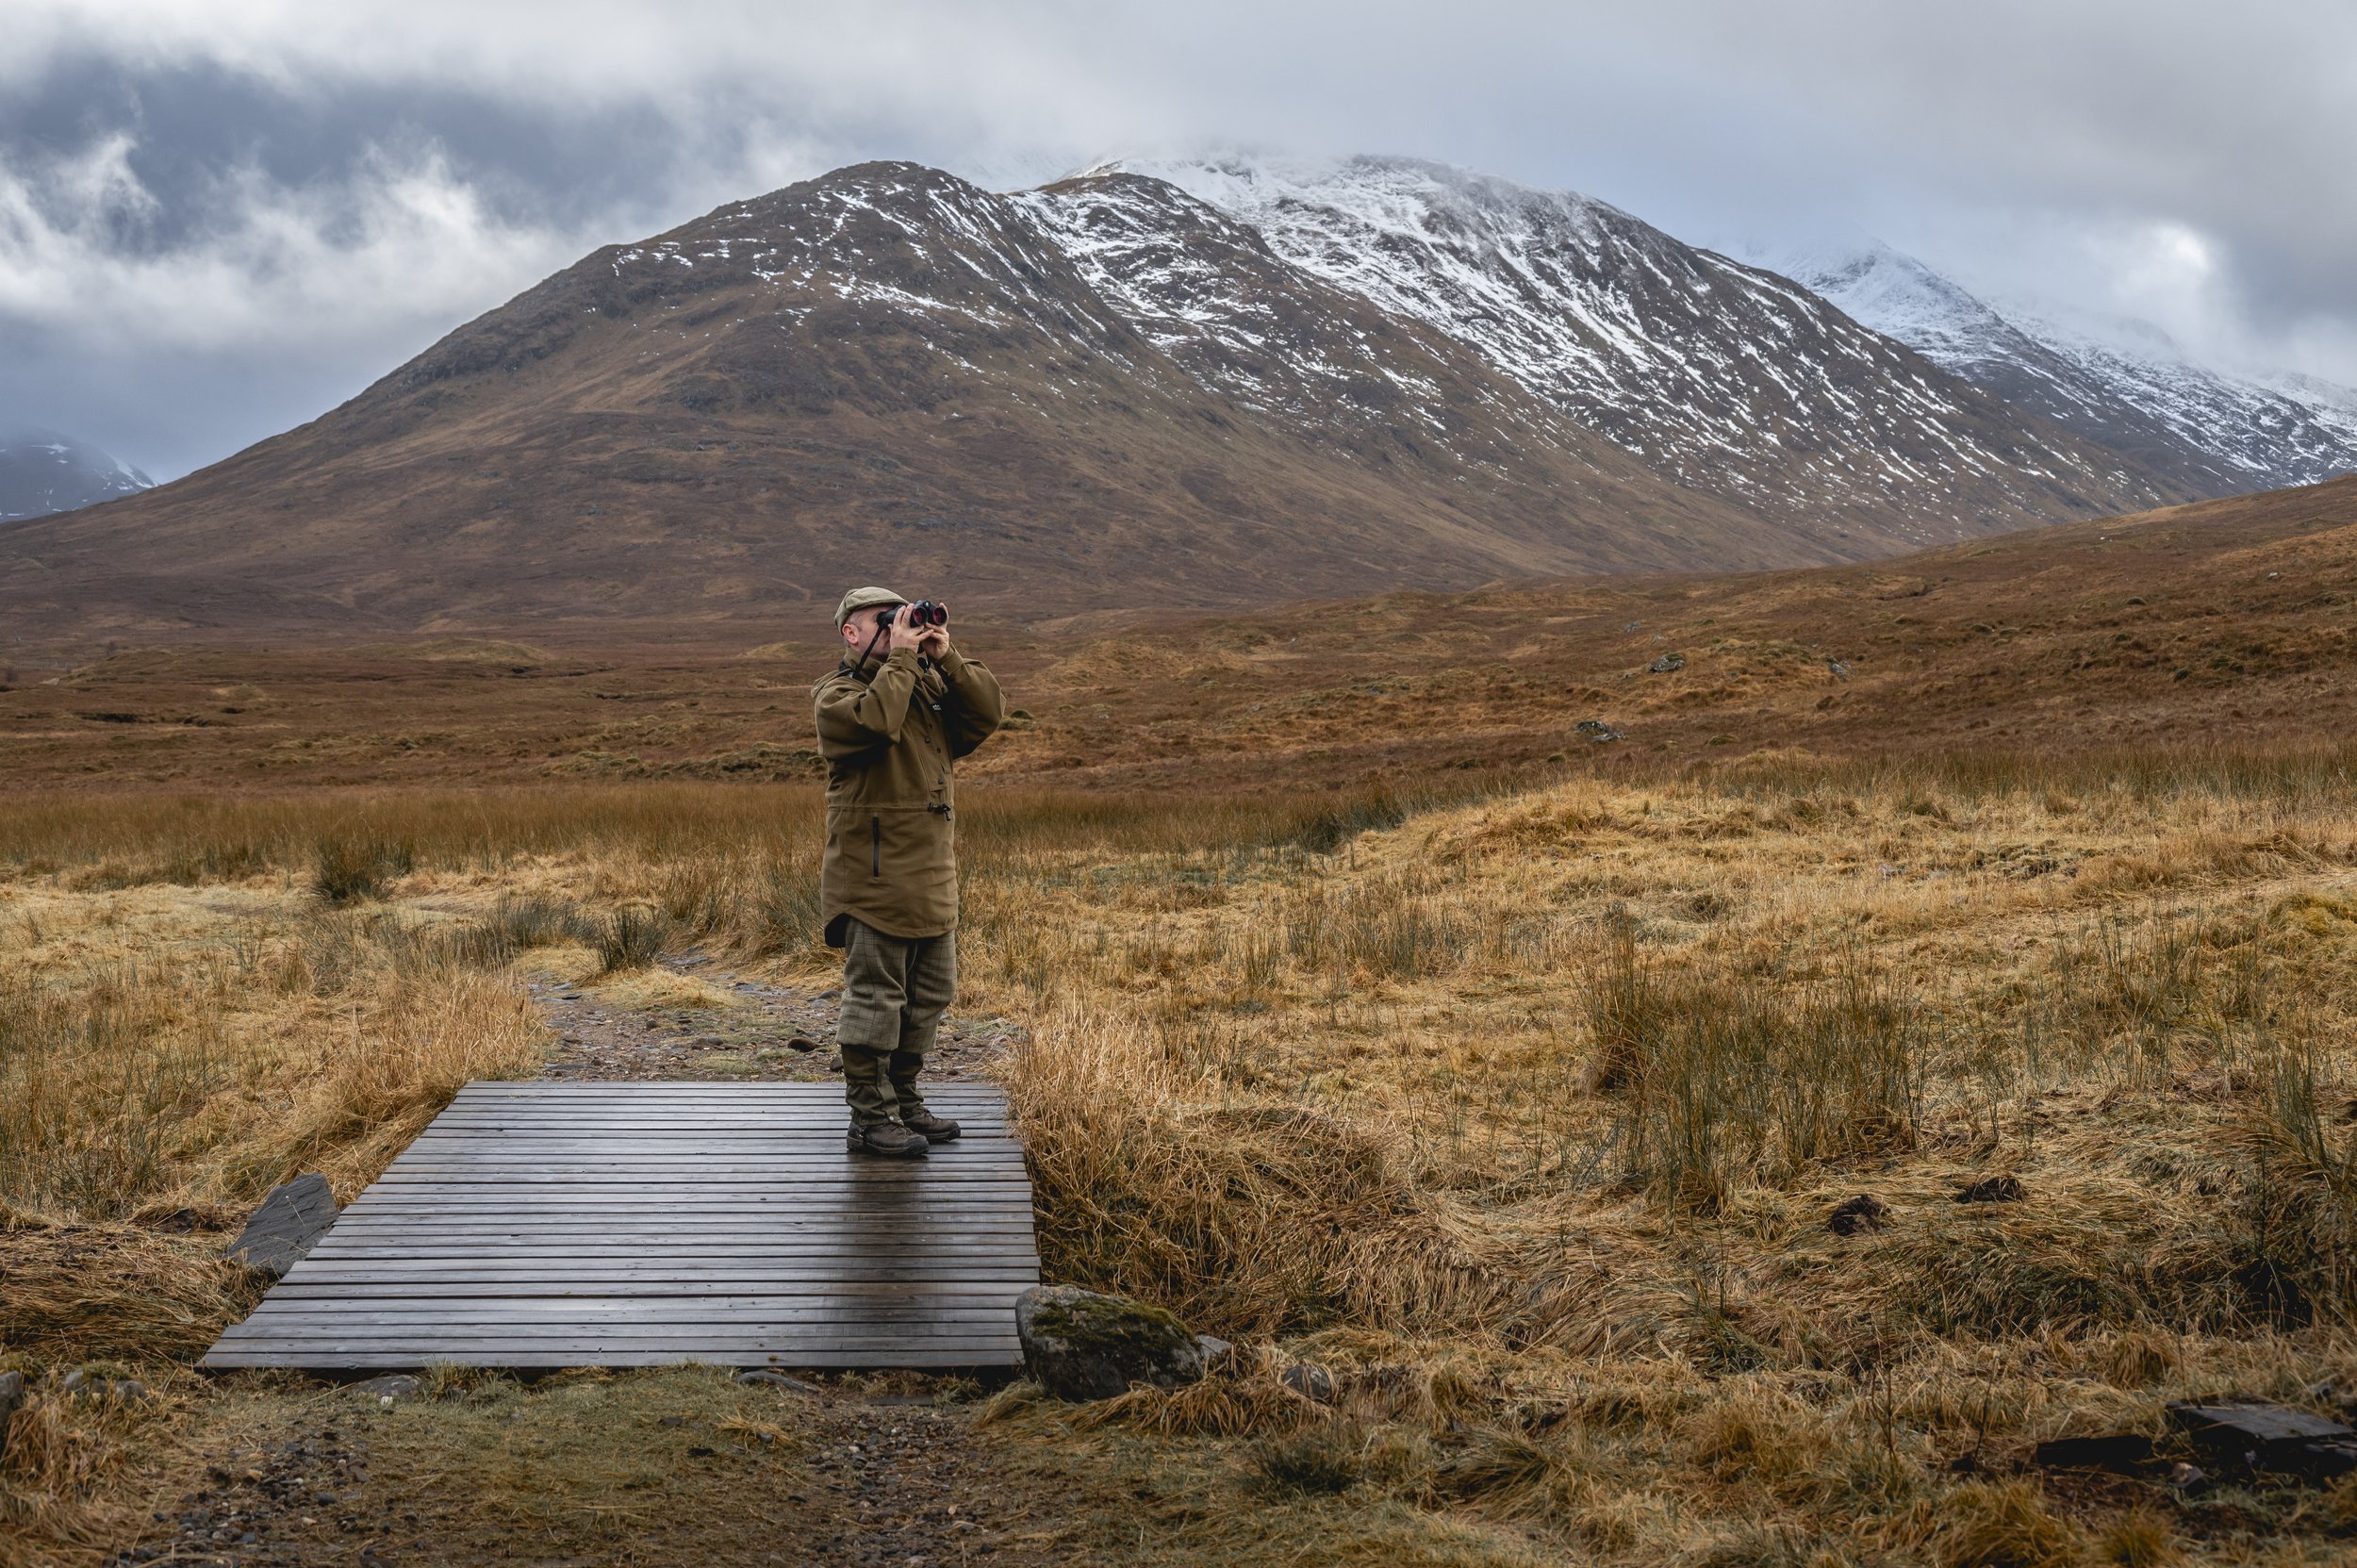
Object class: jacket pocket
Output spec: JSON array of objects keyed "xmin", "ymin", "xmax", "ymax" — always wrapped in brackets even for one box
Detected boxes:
[{"xmin": 870, "ymin": 815, "xmax": 882, "ymax": 878}]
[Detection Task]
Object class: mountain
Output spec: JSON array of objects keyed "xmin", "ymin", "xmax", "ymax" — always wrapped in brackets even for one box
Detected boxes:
[
  {"xmin": 1105, "ymin": 157, "xmax": 2181, "ymax": 546},
  {"xmin": 1765, "ymin": 240, "xmax": 2357, "ymax": 499},
  {"xmin": 0, "ymin": 157, "xmax": 2205, "ymax": 649},
  {"xmin": 0, "ymin": 428, "xmax": 153, "ymax": 523}
]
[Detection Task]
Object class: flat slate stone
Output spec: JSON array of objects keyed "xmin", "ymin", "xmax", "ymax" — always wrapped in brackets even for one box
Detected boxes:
[
  {"xmin": 224, "ymin": 1172, "xmax": 339, "ymax": 1278},
  {"xmin": 2170, "ymin": 1400, "xmax": 2357, "ymax": 1477},
  {"xmin": 204, "ymin": 1082, "xmax": 1037, "ymax": 1374}
]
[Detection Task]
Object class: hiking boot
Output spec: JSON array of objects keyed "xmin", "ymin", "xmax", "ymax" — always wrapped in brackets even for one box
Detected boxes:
[
  {"xmin": 846, "ymin": 1121, "xmax": 930, "ymax": 1158},
  {"xmin": 899, "ymin": 1107, "xmax": 963, "ymax": 1143}
]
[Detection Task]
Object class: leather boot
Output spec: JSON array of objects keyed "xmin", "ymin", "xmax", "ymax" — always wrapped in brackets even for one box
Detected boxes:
[
  {"xmin": 846, "ymin": 1121, "xmax": 930, "ymax": 1158},
  {"xmin": 898, "ymin": 1107, "xmax": 962, "ymax": 1144}
]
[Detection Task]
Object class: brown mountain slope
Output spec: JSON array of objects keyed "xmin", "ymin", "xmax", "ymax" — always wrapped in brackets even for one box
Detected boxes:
[
  {"xmin": 0, "ymin": 162, "xmax": 1763, "ymax": 652},
  {"xmin": 5, "ymin": 474, "xmax": 2349, "ymax": 794},
  {"xmin": 0, "ymin": 160, "xmax": 2178, "ymax": 655}
]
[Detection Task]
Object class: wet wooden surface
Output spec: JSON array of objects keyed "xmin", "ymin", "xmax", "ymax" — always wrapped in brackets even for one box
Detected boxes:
[{"xmin": 203, "ymin": 1081, "xmax": 1036, "ymax": 1372}]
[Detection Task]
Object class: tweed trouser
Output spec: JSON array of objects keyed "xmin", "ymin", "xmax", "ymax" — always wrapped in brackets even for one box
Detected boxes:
[{"xmin": 835, "ymin": 916, "xmax": 957, "ymax": 1128}]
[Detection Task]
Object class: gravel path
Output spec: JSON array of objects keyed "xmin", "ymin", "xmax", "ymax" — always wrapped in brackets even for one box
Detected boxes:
[{"xmin": 532, "ymin": 949, "xmax": 1024, "ymax": 1086}]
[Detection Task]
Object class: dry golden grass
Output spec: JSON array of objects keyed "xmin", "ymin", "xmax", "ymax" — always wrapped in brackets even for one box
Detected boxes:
[{"xmin": 5, "ymin": 754, "xmax": 2357, "ymax": 1563}]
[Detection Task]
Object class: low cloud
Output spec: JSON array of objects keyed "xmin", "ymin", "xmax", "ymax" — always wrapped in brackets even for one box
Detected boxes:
[
  {"xmin": 3, "ymin": 0, "xmax": 2351, "ymax": 474},
  {"xmin": 0, "ymin": 136, "xmax": 584, "ymax": 355}
]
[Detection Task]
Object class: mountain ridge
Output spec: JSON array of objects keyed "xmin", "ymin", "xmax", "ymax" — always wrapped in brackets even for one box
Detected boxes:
[
  {"xmin": 0, "ymin": 155, "xmax": 2282, "ymax": 652},
  {"xmin": 1763, "ymin": 239, "xmax": 2357, "ymax": 500}
]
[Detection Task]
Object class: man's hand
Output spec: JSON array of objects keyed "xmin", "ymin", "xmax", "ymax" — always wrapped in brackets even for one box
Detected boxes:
[
  {"xmin": 917, "ymin": 607, "xmax": 950, "ymax": 660},
  {"xmin": 886, "ymin": 605, "xmax": 928, "ymax": 656}
]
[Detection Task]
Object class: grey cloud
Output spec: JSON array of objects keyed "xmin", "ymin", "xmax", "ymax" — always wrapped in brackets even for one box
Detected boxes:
[{"xmin": 3, "ymin": 0, "xmax": 2350, "ymax": 476}]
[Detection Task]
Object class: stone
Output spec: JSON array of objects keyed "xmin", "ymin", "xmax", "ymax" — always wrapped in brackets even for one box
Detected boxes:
[
  {"xmin": 1574, "ymin": 718, "xmax": 1624, "ymax": 743},
  {"xmin": 0, "ymin": 1370, "xmax": 24, "ymax": 1461},
  {"xmin": 2033, "ymin": 1433, "xmax": 2153, "ymax": 1473},
  {"xmin": 348, "ymin": 1375, "xmax": 422, "ymax": 1403},
  {"xmin": 1956, "ymin": 1175, "xmax": 2026, "ymax": 1203},
  {"xmin": 733, "ymin": 1369, "xmax": 826, "ymax": 1395},
  {"xmin": 1827, "ymin": 1195, "xmax": 1887, "ymax": 1235},
  {"xmin": 2170, "ymin": 1399, "xmax": 2357, "ymax": 1478},
  {"xmin": 1647, "ymin": 652, "xmax": 1687, "ymax": 674},
  {"xmin": 1195, "ymin": 1334, "xmax": 1234, "ymax": 1369},
  {"xmin": 1014, "ymin": 1285, "xmax": 1209, "ymax": 1402},
  {"xmin": 1281, "ymin": 1363, "xmax": 1338, "ymax": 1405},
  {"xmin": 60, "ymin": 1370, "xmax": 152, "ymax": 1405},
  {"xmin": 225, "ymin": 1172, "xmax": 338, "ymax": 1279}
]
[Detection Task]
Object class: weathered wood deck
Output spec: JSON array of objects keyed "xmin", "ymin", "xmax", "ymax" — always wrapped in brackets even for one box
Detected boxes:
[{"xmin": 202, "ymin": 1081, "xmax": 1037, "ymax": 1374}]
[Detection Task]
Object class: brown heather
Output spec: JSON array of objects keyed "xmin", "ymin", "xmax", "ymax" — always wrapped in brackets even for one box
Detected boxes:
[{"xmin": 4, "ymin": 747, "xmax": 2356, "ymax": 1564}]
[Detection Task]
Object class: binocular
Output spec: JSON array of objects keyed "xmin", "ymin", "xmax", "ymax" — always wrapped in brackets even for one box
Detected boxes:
[{"xmin": 901, "ymin": 600, "xmax": 948, "ymax": 627}]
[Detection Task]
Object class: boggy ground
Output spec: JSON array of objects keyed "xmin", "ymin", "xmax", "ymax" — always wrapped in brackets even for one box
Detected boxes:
[
  {"xmin": 3, "ymin": 472, "xmax": 2353, "ymax": 798},
  {"xmin": 109, "ymin": 1364, "xmax": 1301, "ymax": 1568},
  {"xmin": 7, "ymin": 751, "xmax": 2357, "ymax": 1565}
]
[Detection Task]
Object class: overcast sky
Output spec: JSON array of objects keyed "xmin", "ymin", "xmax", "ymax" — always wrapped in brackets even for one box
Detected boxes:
[{"xmin": 4, "ymin": 0, "xmax": 2349, "ymax": 479}]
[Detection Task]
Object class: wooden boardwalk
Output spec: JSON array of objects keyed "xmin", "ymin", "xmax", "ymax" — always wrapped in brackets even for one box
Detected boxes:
[{"xmin": 203, "ymin": 1081, "xmax": 1038, "ymax": 1374}]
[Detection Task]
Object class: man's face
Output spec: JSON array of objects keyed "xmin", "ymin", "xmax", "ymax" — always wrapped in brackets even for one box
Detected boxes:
[{"xmin": 842, "ymin": 604, "xmax": 898, "ymax": 652}]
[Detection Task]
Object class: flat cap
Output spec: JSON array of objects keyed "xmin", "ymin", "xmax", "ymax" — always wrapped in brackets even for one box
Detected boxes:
[{"xmin": 833, "ymin": 585, "xmax": 909, "ymax": 629}]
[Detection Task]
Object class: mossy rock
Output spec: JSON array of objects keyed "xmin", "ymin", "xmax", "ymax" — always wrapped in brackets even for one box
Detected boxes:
[{"xmin": 1014, "ymin": 1285, "xmax": 1211, "ymax": 1401}]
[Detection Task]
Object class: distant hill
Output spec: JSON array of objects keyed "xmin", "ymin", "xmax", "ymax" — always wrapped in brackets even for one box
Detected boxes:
[
  {"xmin": 1762, "ymin": 239, "xmax": 2357, "ymax": 499},
  {"xmin": 0, "ymin": 157, "xmax": 2223, "ymax": 651},
  {"xmin": 5, "ymin": 471, "xmax": 2350, "ymax": 792},
  {"xmin": 0, "ymin": 428, "xmax": 153, "ymax": 523}
]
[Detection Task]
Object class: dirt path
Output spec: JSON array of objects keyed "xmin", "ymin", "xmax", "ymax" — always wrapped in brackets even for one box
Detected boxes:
[
  {"xmin": 115, "ymin": 1368, "xmax": 1156, "ymax": 1567},
  {"xmin": 531, "ymin": 949, "xmax": 1023, "ymax": 1087}
]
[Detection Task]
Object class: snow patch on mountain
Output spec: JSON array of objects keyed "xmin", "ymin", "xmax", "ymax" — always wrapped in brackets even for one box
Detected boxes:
[
  {"xmin": 1757, "ymin": 239, "xmax": 2357, "ymax": 495},
  {"xmin": 1098, "ymin": 154, "xmax": 2159, "ymax": 543},
  {"xmin": 1, "ymin": 428, "xmax": 154, "ymax": 523}
]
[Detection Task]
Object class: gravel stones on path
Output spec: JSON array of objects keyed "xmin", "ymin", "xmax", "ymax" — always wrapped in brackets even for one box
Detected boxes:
[
  {"xmin": 530, "ymin": 950, "xmax": 1024, "ymax": 1083},
  {"xmin": 115, "ymin": 1374, "xmax": 1079, "ymax": 1567}
]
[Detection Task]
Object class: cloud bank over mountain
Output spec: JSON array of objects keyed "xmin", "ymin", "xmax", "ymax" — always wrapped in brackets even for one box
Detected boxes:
[{"xmin": 3, "ymin": 0, "xmax": 2349, "ymax": 480}]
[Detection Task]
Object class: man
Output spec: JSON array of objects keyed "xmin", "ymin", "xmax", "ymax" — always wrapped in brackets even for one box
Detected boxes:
[{"xmin": 814, "ymin": 586, "xmax": 1006, "ymax": 1158}]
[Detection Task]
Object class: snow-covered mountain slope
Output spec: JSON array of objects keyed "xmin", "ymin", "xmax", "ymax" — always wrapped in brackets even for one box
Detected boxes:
[
  {"xmin": 11, "ymin": 156, "xmax": 2319, "ymax": 641},
  {"xmin": 1103, "ymin": 155, "xmax": 2176, "ymax": 546},
  {"xmin": 1764, "ymin": 241, "xmax": 2357, "ymax": 498},
  {"xmin": 0, "ymin": 428, "xmax": 153, "ymax": 522}
]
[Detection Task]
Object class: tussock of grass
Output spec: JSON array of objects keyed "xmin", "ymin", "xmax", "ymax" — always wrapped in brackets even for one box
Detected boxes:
[
  {"xmin": 587, "ymin": 967, "xmax": 744, "ymax": 1013},
  {"xmin": 310, "ymin": 834, "xmax": 414, "ymax": 905},
  {"xmin": 593, "ymin": 903, "xmax": 671, "ymax": 972},
  {"xmin": 0, "ymin": 1221, "xmax": 260, "ymax": 1364}
]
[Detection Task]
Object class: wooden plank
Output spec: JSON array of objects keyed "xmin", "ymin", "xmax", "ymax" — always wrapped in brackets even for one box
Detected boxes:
[
  {"xmin": 206, "ymin": 1334, "xmax": 1023, "ymax": 1354},
  {"xmin": 293, "ymin": 1245, "xmax": 1044, "ymax": 1261},
  {"xmin": 332, "ymin": 1215, "xmax": 1032, "ymax": 1226},
  {"xmin": 384, "ymin": 1151, "xmax": 1030, "ymax": 1163},
  {"xmin": 263, "ymin": 1281, "xmax": 1027, "ymax": 1299},
  {"xmin": 219, "ymin": 1339, "xmax": 1023, "ymax": 1367},
  {"xmin": 207, "ymin": 1339, "xmax": 1018, "ymax": 1367},
  {"xmin": 448, "ymin": 1083, "xmax": 1008, "ymax": 1095},
  {"xmin": 304, "ymin": 1231, "xmax": 1039, "ymax": 1247},
  {"xmin": 221, "ymin": 1301, "xmax": 1023, "ymax": 1323},
  {"xmin": 288, "ymin": 1262, "xmax": 1042, "ymax": 1277}
]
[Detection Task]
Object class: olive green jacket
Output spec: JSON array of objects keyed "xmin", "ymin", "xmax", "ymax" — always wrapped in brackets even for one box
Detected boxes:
[{"xmin": 813, "ymin": 643, "xmax": 1005, "ymax": 946}]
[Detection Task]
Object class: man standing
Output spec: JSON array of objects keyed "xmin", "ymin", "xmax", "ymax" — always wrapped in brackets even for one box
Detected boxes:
[{"xmin": 814, "ymin": 586, "xmax": 1006, "ymax": 1158}]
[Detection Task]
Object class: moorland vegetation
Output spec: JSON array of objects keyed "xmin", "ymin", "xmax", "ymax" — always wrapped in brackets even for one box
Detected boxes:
[{"xmin": 5, "ymin": 745, "xmax": 2356, "ymax": 1564}]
